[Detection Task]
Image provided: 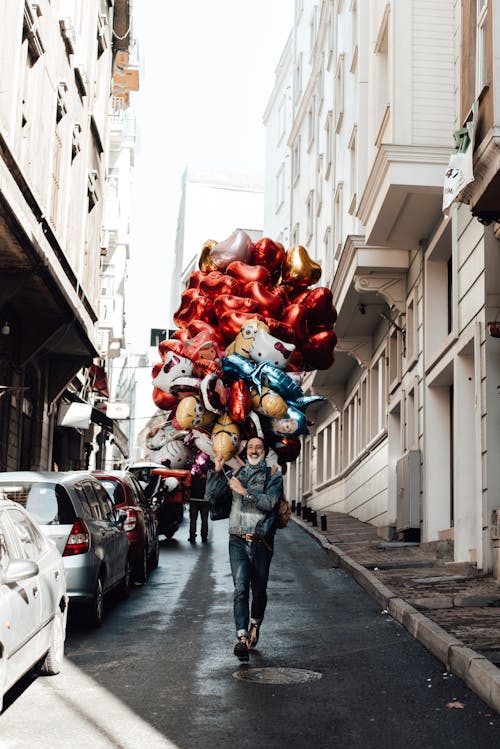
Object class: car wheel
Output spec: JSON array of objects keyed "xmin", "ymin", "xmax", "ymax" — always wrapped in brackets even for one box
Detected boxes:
[
  {"xmin": 38, "ymin": 608, "xmax": 65, "ymax": 675},
  {"xmin": 149, "ymin": 538, "xmax": 160, "ymax": 570},
  {"xmin": 135, "ymin": 546, "xmax": 148, "ymax": 584},
  {"xmin": 119, "ymin": 556, "xmax": 132, "ymax": 599},
  {"xmin": 88, "ymin": 575, "xmax": 105, "ymax": 627}
]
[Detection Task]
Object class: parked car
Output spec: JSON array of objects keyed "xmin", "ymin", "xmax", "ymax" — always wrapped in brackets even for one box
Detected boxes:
[
  {"xmin": 0, "ymin": 472, "xmax": 130, "ymax": 627},
  {"xmin": 126, "ymin": 461, "xmax": 185, "ymax": 540},
  {"xmin": 92, "ymin": 470, "xmax": 159, "ymax": 583},
  {"xmin": 0, "ymin": 499, "xmax": 67, "ymax": 712}
]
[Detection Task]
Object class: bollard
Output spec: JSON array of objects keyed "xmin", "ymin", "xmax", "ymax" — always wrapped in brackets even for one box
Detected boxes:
[
  {"xmin": 311, "ymin": 511, "xmax": 318, "ymax": 527},
  {"xmin": 320, "ymin": 514, "xmax": 327, "ymax": 531},
  {"xmin": 291, "ymin": 499, "xmax": 296, "ymax": 513},
  {"xmin": 296, "ymin": 502, "xmax": 302, "ymax": 516},
  {"xmin": 304, "ymin": 507, "xmax": 311, "ymax": 521}
]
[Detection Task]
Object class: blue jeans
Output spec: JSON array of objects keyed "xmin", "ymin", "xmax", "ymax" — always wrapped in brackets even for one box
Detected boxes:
[{"xmin": 228, "ymin": 535, "xmax": 274, "ymax": 637}]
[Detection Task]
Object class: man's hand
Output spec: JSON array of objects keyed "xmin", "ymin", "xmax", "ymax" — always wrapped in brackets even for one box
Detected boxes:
[
  {"xmin": 214, "ymin": 455, "xmax": 225, "ymax": 472},
  {"xmin": 229, "ymin": 476, "xmax": 245, "ymax": 495}
]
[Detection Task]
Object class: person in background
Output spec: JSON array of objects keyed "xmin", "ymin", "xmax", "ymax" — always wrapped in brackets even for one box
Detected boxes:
[
  {"xmin": 205, "ymin": 436, "xmax": 283, "ymax": 661},
  {"xmin": 188, "ymin": 472, "xmax": 209, "ymax": 543}
]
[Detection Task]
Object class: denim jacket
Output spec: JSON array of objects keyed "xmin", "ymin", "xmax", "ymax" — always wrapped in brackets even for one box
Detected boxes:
[{"xmin": 205, "ymin": 462, "xmax": 283, "ymax": 538}]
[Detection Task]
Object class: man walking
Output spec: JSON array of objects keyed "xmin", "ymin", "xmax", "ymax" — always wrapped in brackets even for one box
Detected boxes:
[
  {"xmin": 188, "ymin": 472, "xmax": 209, "ymax": 543},
  {"xmin": 206, "ymin": 436, "xmax": 283, "ymax": 661}
]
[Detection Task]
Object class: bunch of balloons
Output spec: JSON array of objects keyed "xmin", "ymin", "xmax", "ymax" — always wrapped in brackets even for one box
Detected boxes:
[{"xmin": 150, "ymin": 229, "xmax": 337, "ymax": 473}]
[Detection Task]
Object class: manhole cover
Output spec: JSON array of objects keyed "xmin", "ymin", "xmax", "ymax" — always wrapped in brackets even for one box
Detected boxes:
[{"xmin": 232, "ymin": 667, "xmax": 323, "ymax": 684}]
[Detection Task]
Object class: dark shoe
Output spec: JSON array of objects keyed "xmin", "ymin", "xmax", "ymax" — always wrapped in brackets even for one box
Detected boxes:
[
  {"xmin": 201, "ymin": 536, "xmax": 208, "ymax": 543},
  {"xmin": 248, "ymin": 622, "xmax": 260, "ymax": 650},
  {"xmin": 234, "ymin": 637, "xmax": 249, "ymax": 662},
  {"xmin": 188, "ymin": 536, "xmax": 196, "ymax": 543}
]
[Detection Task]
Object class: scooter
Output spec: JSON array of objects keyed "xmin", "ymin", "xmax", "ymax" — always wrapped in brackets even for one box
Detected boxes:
[
  {"xmin": 126, "ymin": 462, "xmax": 188, "ymax": 540},
  {"xmin": 151, "ymin": 467, "xmax": 191, "ymax": 540}
]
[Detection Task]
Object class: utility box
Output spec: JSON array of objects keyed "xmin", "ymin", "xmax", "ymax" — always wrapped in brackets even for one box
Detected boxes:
[{"xmin": 396, "ymin": 450, "xmax": 421, "ymax": 532}]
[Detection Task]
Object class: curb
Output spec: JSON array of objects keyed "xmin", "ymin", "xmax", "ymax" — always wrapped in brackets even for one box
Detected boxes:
[{"xmin": 292, "ymin": 516, "xmax": 500, "ymax": 714}]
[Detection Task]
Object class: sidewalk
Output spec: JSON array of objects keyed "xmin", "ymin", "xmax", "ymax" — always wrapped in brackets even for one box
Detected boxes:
[{"xmin": 292, "ymin": 509, "xmax": 500, "ymax": 714}]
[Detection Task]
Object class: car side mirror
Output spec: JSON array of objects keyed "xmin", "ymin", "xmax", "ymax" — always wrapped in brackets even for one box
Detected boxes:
[{"xmin": 3, "ymin": 559, "xmax": 39, "ymax": 584}]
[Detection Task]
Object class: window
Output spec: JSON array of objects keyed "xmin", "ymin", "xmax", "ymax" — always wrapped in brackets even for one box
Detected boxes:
[
  {"xmin": 374, "ymin": 6, "xmax": 389, "ymax": 139},
  {"xmin": 405, "ymin": 288, "xmax": 418, "ymax": 367},
  {"xmin": 8, "ymin": 508, "xmax": 45, "ymax": 561},
  {"xmin": 348, "ymin": 125, "xmax": 357, "ymax": 214},
  {"xmin": 278, "ymin": 95, "xmax": 286, "ymax": 142},
  {"xmin": 307, "ymin": 96, "xmax": 316, "ymax": 149},
  {"xmin": 294, "ymin": 52, "xmax": 303, "ymax": 102},
  {"xmin": 292, "ymin": 222, "xmax": 300, "ymax": 245},
  {"xmin": 275, "ymin": 165, "xmax": 285, "ymax": 211},
  {"xmin": 370, "ymin": 353, "xmax": 387, "ymax": 439},
  {"xmin": 306, "ymin": 190, "xmax": 314, "ymax": 241},
  {"xmin": 325, "ymin": 111, "xmax": 333, "ymax": 179},
  {"xmin": 316, "ymin": 153, "xmax": 323, "ymax": 215},
  {"xmin": 335, "ymin": 54, "xmax": 345, "ymax": 132},
  {"xmin": 309, "ymin": 5, "xmax": 318, "ymax": 56},
  {"xmin": 476, "ymin": 0, "xmax": 488, "ymax": 94},
  {"xmin": 334, "ymin": 182, "xmax": 344, "ymax": 258},
  {"xmin": 292, "ymin": 136, "xmax": 301, "ymax": 183}
]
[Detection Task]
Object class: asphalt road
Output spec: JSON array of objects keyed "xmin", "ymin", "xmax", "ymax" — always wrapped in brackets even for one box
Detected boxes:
[{"xmin": 1, "ymin": 516, "xmax": 498, "ymax": 748}]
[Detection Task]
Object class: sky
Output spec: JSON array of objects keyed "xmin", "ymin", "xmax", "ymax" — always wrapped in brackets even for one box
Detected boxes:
[{"xmin": 125, "ymin": 1, "xmax": 294, "ymax": 351}]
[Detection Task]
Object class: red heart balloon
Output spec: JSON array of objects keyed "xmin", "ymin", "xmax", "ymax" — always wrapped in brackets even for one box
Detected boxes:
[
  {"xmin": 243, "ymin": 281, "xmax": 284, "ymax": 319},
  {"xmin": 172, "ymin": 329, "xmax": 189, "ymax": 341},
  {"xmin": 187, "ymin": 320, "xmax": 226, "ymax": 347},
  {"xmin": 226, "ymin": 261, "xmax": 272, "ymax": 287},
  {"xmin": 229, "ymin": 380, "xmax": 252, "ymax": 423},
  {"xmin": 287, "ymin": 349, "xmax": 305, "ymax": 371},
  {"xmin": 280, "ymin": 304, "xmax": 309, "ymax": 346},
  {"xmin": 303, "ymin": 287, "xmax": 338, "ymax": 333},
  {"xmin": 174, "ymin": 289, "xmax": 215, "ymax": 328},
  {"xmin": 159, "ymin": 339, "xmax": 185, "ymax": 360},
  {"xmin": 250, "ymin": 238, "xmax": 285, "ymax": 282},
  {"xmin": 265, "ymin": 318, "xmax": 295, "ymax": 344},
  {"xmin": 302, "ymin": 330, "xmax": 338, "ymax": 370},
  {"xmin": 173, "ymin": 288, "xmax": 200, "ymax": 328},
  {"xmin": 200, "ymin": 271, "xmax": 241, "ymax": 299},
  {"xmin": 286, "ymin": 287, "xmax": 309, "ymax": 304},
  {"xmin": 219, "ymin": 310, "xmax": 267, "ymax": 342},
  {"xmin": 187, "ymin": 270, "xmax": 206, "ymax": 289},
  {"xmin": 152, "ymin": 387, "xmax": 179, "ymax": 411},
  {"xmin": 213, "ymin": 294, "xmax": 257, "ymax": 319}
]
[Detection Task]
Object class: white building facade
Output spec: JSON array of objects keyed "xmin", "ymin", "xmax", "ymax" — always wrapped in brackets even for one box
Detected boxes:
[{"xmin": 265, "ymin": 0, "xmax": 500, "ymax": 573}]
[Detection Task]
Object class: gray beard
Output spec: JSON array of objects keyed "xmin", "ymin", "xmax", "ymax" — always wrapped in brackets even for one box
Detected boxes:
[{"xmin": 247, "ymin": 455, "xmax": 265, "ymax": 466}]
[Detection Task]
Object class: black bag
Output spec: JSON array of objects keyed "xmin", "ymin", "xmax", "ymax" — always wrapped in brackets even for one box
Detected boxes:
[{"xmin": 209, "ymin": 483, "xmax": 232, "ymax": 520}]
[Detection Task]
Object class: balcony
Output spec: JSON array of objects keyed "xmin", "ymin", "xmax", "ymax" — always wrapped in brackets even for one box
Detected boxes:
[{"xmin": 357, "ymin": 144, "xmax": 451, "ymax": 250}]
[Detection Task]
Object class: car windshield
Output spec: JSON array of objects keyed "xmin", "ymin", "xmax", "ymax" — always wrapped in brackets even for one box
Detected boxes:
[
  {"xmin": 0, "ymin": 482, "xmax": 75, "ymax": 525},
  {"xmin": 98, "ymin": 478, "xmax": 125, "ymax": 506}
]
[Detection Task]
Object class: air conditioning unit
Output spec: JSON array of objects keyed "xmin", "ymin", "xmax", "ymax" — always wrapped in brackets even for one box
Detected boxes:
[{"xmin": 396, "ymin": 450, "xmax": 421, "ymax": 531}]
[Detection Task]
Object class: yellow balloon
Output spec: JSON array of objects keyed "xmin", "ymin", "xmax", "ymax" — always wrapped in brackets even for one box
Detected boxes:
[
  {"xmin": 281, "ymin": 245, "xmax": 322, "ymax": 286},
  {"xmin": 212, "ymin": 413, "xmax": 240, "ymax": 462},
  {"xmin": 175, "ymin": 396, "xmax": 215, "ymax": 430},
  {"xmin": 250, "ymin": 386, "xmax": 288, "ymax": 419},
  {"xmin": 199, "ymin": 240, "xmax": 218, "ymax": 272}
]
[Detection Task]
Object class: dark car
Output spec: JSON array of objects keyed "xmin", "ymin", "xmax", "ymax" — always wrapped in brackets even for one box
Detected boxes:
[
  {"xmin": 0, "ymin": 472, "xmax": 130, "ymax": 627},
  {"xmin": 92, "ymin": 470, "xmax": 159, "ymax": 583}
]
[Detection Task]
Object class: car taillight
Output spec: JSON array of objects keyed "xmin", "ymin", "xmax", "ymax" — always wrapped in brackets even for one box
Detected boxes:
[
  {"xmin": 63, "ymin": 518, "xmax": 90, "ymax": 556},
  {"xmin": 123, "ymin": 507, "xmax": 138, "ymax": 532}
]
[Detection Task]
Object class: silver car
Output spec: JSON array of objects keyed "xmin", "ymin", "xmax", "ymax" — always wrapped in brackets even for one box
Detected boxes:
[
  {"xmin": 0, "ymin": 472, "xmax": 130, "ymax": 627},
  {"xmin": 0, "ymin": 499, "xmax": 67, "ymax": 713}
]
